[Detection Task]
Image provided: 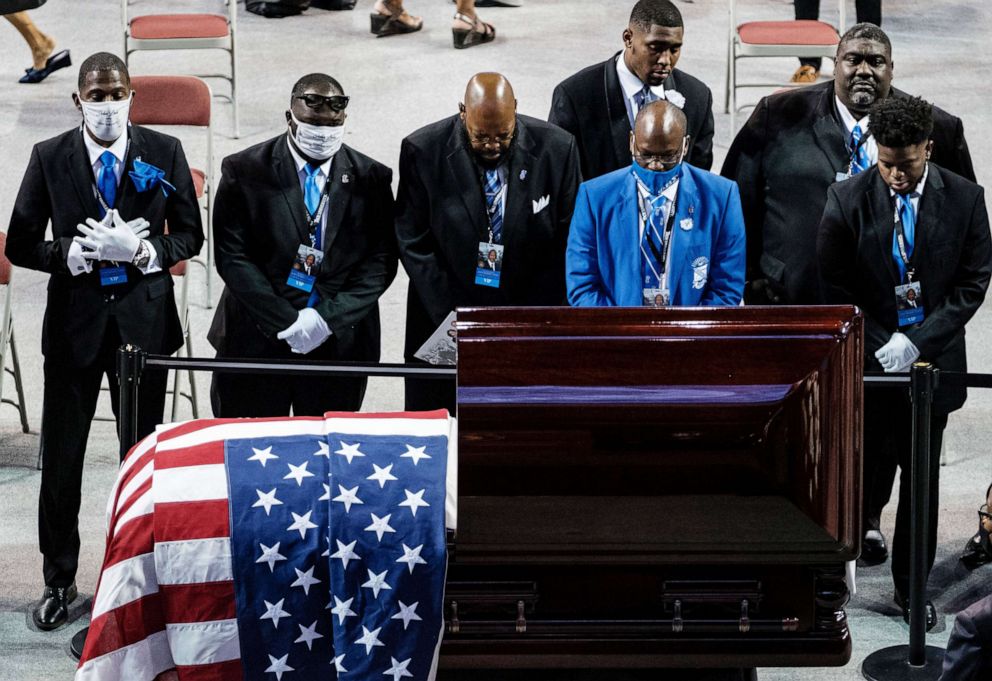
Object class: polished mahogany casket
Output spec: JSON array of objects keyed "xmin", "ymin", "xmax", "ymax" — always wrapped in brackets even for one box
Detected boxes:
[{"xmin": 440, "ymin": 306, "xmax": 863, "ymax": 670}]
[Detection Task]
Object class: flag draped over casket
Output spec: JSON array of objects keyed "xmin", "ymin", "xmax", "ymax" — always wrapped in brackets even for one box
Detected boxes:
[{"xmin": 76, "ymin": 411, "xmax": 456, "ymax": 681}]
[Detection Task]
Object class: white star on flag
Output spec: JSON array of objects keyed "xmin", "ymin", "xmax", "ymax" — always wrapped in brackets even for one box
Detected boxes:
[
  {"xmin": 290, "ymin": 565, "xmax": 321, "ymax": 595},
  {"xmin": 330, "ymin": 595, "xmax": 358, "ymax": 624},
  {"xmin": 284, "ymin": 460, "xmax": 315, "ymax": 486},
  {"xmin": 330, "ymin": 539, "xmax": 361, "ymax": 569},
  {"xmin": 321, "ymin": 533, "xmax": 330, "ymax": 557},
  {"xmin": 396, "ymin": 543, "xmax": 427, "ymax": 574},
  {"xmin": 334, "ymin": 654, "xmax": 348, "ymax": 673},
  {"xmin": 335, "ymin": 441, "xmax": 366, "ymax": 464},
  {"xmin": 313, "ymin": 441, "xmax": 330, "ymax": 457},
  {"xmin": 287, "ymin": 510, "xmax": 318, "ymax": 539},
  {"xmin": 318, "ymin": 483, "xmax": 331, "ymax": 502},
  {"xmin": 252, "ymin": 488, "xmax": 283, "ymax": 516},
  {"xmin": 362, "ymin": 568, "xmax": 393, "ymax": 599},
  {"xmin": 248, "ymin": 446, "xmax": 278, "ymax": 467},
  {"xmin": 400, "ymin": 444, "xmax": 431, "ymax": 465},
  {"xmin": 391, "ymin": 601, "xmax": 422, "ymax": 630},
  {"xmin": 294, "ymin": 620, "xmax": 324, "ymax": 650},
  {"xmin": 354, "ymin": 625, "xmax": 385, "ymax": 655},
  {"xmin": 264, "ymin": 653, "xmax": 294, "ymax": 680},
  {"xmin": 398, "ymin": 488, "xmax": 430, "ymax": 517},
  {"xmin": 259, "ymin": 599, "xmax": 291, "ymax": 628},
  {"xmin": 383, "ymin": 656, "xmax": 414, "ymax": 681},
  {"xmin": 255, "ymin": 542, "xmax": 287, "ymax": 572},
  {"xmin": 364, "ymin": 512, "xmax": 397, "ymax": 542},
  {"xmin": 367, "ymin": 463, "xmax": 398, "ymax": 488},
  {"xmin": 332, "ymin": 484, "xmax": 364, "ymax": 513}
]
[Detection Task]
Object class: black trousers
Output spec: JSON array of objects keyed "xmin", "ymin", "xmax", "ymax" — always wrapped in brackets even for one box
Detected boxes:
[
  {"xmin": 39, "ymin": 319, "xmax": 167, "ymax": 588},
  {"xmin": 863, "ymin": 391, "xmax": 948, "ymax": 596},
  {"xmin": 796, "ymin": 0, "xmax": 882, "ymax": 68}
]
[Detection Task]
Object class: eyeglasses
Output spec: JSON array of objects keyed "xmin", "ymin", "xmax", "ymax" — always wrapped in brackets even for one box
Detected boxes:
[
  {"xmin": 979, "ymin": 504, "xmax": 992, "ymax": 523},
  {"xmin": 295, "ymin": 94, "xmax": 349, "ymax": 112}
]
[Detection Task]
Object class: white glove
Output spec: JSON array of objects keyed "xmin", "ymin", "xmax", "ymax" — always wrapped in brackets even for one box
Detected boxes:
[
  {"xmin": 74, "ymin": 209, "xmax": 149, "ymax": 262},
  {"xmin": 875, "ymin": 332, "xmax": 920, "ymax": 373},
  {"xmin": 276, "ymin": 308, "xmax": 332, "ymax": 354}
]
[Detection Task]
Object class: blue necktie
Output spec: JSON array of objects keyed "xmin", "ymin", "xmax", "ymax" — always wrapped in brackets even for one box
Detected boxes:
[
  {"xmin": 304, "ymin": 164, "xmax": 323, "ymax": 308},
  {"xmin": 641, "ymin": 194, "xmax": 669, "ymax": 287},
  {"xmin": 484, "ymin": 168, "xmax": 503, "ymax": 243},
  {"xmin": 97, "ymin": 150, "xmax": 117, "ymax": 216},
  {"xmin": 893, "ymin": 193, "xmax": 917, "ymax": 282},
  {"xmin": 849, "ymin": 124, "xmax": 871, "ymax": 175},
  {"xmin": 633, "ymin": 84, "xmax": 655, "ymax": 113}
]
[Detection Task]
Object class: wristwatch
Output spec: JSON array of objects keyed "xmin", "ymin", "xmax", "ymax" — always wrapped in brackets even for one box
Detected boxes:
[{"xmin": 131, "ymin": 240, "xmax": 151, "ymax": 269}]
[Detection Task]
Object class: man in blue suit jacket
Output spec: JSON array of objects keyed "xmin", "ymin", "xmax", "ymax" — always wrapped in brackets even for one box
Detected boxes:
[{"xmin": 567, "ymin": 100, "xmax": 745, "ymax": 307}]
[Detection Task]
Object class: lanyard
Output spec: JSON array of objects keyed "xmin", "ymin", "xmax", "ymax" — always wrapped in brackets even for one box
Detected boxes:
[
  {"xmin": 893, "ymin": 207, "xmax": 915, "ymax": 283},
  {"xmin": 636, "ymin": 178, "xmax": 678, "ymax": 289},
  {"xmin": 305, "ymin": 180, "xmax": 331, "ymax": 249}
]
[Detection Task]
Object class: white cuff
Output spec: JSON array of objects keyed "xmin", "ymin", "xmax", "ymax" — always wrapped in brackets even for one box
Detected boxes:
[{"xmin": 67, "ymin": 240, "xmax": 94, "ymax": 276}]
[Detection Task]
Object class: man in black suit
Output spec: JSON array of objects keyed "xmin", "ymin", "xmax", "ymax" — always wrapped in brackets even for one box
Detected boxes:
[
  {"xmin": 397, "ymin": 72, "xmax": 581, "ymax": 412},
  {"xmin": 5, "ymin": 52, "xmax": 203, "ymax": 631},
  {"xmin": 548, "ymin": 0, "xmax": 714, "ymax": 180},
  {"xmin": 208, "ymin": 73, "xmax": 397, "ymax": 417},
  {"xmin": 941, "ymin": 594, "xmax": 992, "ymax": 680},
  {"xmin": 818, "ymin": 96, "xmax": 992, "ymax": 630}
]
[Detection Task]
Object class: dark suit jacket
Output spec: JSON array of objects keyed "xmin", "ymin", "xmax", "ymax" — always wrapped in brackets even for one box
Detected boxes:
[
  {"xmin": 549, "ymin": 54, "xmax": 714, "ymax": 179},
  {"xmin": 722, "ymin": 80, "xmax": 975, "ymax": 305},
  {"xmin": 941, "ymin": 594, "xmax": 992, "ymax": 681},
  {"xmin": 817, "ymin": 165, "xmax": 991, "ymax": 412},
  {"xmin": 5, "ymin": 125, "xmax": 203, "ymax": 367},
  {"xmin": 395, "ymin": 114, "xmax": 581, "ymax": 359},
  {"xmin": 207, "ymin": 136, "xmax": 397, "ymax": 362}
]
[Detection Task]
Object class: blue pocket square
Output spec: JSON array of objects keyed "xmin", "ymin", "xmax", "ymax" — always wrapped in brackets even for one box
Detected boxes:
[{"xmin": 129, "ymin": 157, "xmax": 176, "ymax": 197}]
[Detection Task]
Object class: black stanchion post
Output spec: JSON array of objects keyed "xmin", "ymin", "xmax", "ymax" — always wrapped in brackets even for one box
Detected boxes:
[{"xmin": 862, "ymin": 362, "xmax": 945, "ymax": 680}]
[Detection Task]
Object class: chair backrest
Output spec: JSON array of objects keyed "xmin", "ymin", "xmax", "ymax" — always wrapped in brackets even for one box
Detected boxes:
[
  {"xmin": 0, "ymin": 233, "xmax": 12, "ymax": 286},
  {"xmin": 729, "ymin": 0, "xmax": 846, "ymax": 34},
  {"xmin": 130, "ymin": 75, "xmax": 212, "ymax": 127},
  {"xmin": 123, "ymin": 0, "xmax": 237, "ymax": 28}
]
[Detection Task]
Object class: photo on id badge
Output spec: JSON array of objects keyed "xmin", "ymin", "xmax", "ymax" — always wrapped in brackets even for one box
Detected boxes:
[
  {"xmin": 895, "ymin": 282, "xmax": 924, "ymax": 326},
  {"xmin": 475, "ymin": 242, "xmax": 503, "ymax": 288},
  {"xmin": 287, "ymin": 244, "xmax": 324, "ymax": 292}
]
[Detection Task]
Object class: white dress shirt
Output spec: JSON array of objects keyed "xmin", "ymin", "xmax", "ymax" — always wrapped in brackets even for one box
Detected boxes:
[
  {"xmin": 617, "ymin": 55, "xmax": 669, "ymax": 129},
  {"xmin": 69, "ymin": 126, "xmax": 162, "ymax": 276},
  {"xmin": 286, "ymin": 135, "xmax": 334, "ymax": 249},
  {"xmin": 835, "ymin": 96, "xmax": 878, "ymax": 167}
]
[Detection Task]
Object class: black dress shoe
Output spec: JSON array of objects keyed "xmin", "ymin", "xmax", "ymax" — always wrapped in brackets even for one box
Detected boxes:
[
  {"xmin": 960, "ymin": 533, "xmax": 992, "ymax": 570},
  {"xmin": 859, "ymin": 529, "xmax": 889, "ymax": 566},
  {"xmin": 32, "ymin": 583, "xmax": 78, "ymax": 631},
  {"xmin": 18, "ymin": 49, "xmax": 72, "ymax": 84},
  {"xmin": 893, "ymin": 589, "xmax": 937, "ymax": 632}
]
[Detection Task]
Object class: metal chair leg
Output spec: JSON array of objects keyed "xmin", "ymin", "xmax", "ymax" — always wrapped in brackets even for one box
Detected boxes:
[{"xmin": 9, "ymin": 329, "xmax": 29, "ymax": 433}]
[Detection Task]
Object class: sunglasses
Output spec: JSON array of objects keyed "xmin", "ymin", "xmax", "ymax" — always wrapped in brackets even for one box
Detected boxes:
[
  {"xmin": 980, "ymin": 504, "xmax": 992, "ymax": 523},
  {"xmin": 295, "ymin": 94, "xmax": 349, "ymax": 112}
]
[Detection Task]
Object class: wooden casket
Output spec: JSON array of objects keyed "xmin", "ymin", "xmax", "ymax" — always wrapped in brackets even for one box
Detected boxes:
[{"xmin": 440, "ymin": 306, "xmax": 863, "ymax": 670}]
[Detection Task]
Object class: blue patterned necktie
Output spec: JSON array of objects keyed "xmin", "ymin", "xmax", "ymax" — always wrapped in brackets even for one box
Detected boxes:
[
  {"xmin": 849, "ymin": 123, "xmax": 872, "ymax": 175},
  {"xmin": 633, "ymin": 84, "xmax": 655, "ymax": 114},
  {"xmin": 484, "ymin": 168, "xmax": 503, "ymax": 243},
  {"xmin": 304, "ymin": 164, "xmax": 323, "ymax": 308},
  {"xmin": 641, "ymin": 194, "xmax": 670, "ymax": 287},
  {"xmin": 893, "ymin": 193, "xmax": 917, "ymax": 282},
  {"xmin": 97, "ymin": 150, "xmax": 117, "ymax": 216}
]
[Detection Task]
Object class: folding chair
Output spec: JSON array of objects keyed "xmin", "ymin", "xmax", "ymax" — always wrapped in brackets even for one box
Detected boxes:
[
  {"xmin": 122, "ymin": 0, "xmax": 239, "ymax": 138},
  {"xmin": 130, "ymin": 75, "xmax": 215, "ymax": 307},
  {"xmin": 725, "ymin": 0, "xmax": 845, "ymax": 131},
  {"xmin": 0, "ymin": 233, "xmax": 30, "ymax": 436},
  {"xmin": 168, "ymin": 258, "xmax": 200, "ymax": 421}
]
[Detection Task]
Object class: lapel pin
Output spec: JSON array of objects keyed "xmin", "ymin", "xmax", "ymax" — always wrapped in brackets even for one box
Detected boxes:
[
  {"xmin": 680, "ymin": 217, "xmax": 694, "ymax": 231},
  {"xmin": 341, "ymin": 173, "xmax": 350, "ymax": 184},
  {"xmin": 520, "ymin": 169, "xmax": 527, "ymax": 181}
]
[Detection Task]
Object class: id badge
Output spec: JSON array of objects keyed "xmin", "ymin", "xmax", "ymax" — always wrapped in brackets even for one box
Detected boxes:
[
  {"xmin": 643, "ymin": 287, "xmax": 668, "ymax": 307},
  {"xmin": 286, "ymin": 244, "xmax": 324, "ymax": 293},
  {"xmin": 475, "ymin": 242, "xmax": 503, "ymax": 288},
  {"xmin": 99, "ymin": 264, "xmax": 127, "ymax": 287},
  {"xmin": 895, "ymin": 282, "xmax": 924, "ymax": 327}
]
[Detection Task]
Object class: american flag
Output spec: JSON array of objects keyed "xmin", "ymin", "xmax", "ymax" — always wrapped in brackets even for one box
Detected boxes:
[{"xmin": 76, "ymin": 411, "xmax": 455, "ymax": 681}]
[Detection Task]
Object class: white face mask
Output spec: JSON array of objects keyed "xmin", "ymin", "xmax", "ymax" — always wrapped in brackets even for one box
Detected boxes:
[
  {"xmin": 80, "ymin": 94, "xmax": 132, "ymax": 143},
  {"xmin": 291, "ymin": 113, "xmax": 345, "ymax": 160}
]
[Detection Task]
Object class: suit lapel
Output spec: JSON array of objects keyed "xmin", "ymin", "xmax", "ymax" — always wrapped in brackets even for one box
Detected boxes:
[
  {"xmin": 502, "ymin": 119, "xmax": 538, "ymax": 255},
  {"xmin": 866, "ymin": 170, "xmax": 901, "ymax": 286},
  {"xmin": 114, "ymin": 127, "xmax": 143, "ymax": 220},
  {"xmin": 446, "ymin": 124, "xmax": 488, "ymax": 237},
  {"xmin": 811, "ymin": 84, "xmax": 851, "ymax": 174},
  {"xmin": 604, "ymin": 54, "xmax": 634, "ymax": 172},
  {"xmin": 914, "ymin": 166, "xmax": 945, "ymax": 279},
  {"xmin": 615, "ymin": 175, "xmax": 640, "ymax": 304},
  {"xmin": 66, "ymin": 129, "xmax": 103, "ymax": 220},
  {"xmin": 667, "ymin": 167, "xmax": 697, "ymax": 303},
  {"xmin": 322, "ymin": 147, "xmax": 354, "ymax": 253},
  {"xmin": 272, "ymin": 138, "xmax": 311, "ymax": 246}
]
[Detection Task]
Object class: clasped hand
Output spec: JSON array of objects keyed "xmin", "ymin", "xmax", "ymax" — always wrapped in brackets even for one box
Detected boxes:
[
  {"xmin": 875, "ymin": 331, "xmax": 920, "ymax": 373},
  {"xmin": 277, "ymin": 308, "xmax": 331, "ymax": 354},
  {"xmin": 73, "ymin": 209, "xmax": 149, "ymax": 262}
]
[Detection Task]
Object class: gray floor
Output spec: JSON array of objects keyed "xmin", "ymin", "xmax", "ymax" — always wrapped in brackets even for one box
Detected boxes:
[{"xmin": 1, "ymin": 0, "xmax": 991, "ymax": 678}]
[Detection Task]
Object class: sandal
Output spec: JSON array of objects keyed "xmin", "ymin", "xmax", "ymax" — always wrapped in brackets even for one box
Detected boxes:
[
  {"xmin": 452, "ymin": 11, "xmax": 495, "ymax": 49},
  {"xmin": 370, "ymin": 3, "xmax": 423, "ymax": 37}
]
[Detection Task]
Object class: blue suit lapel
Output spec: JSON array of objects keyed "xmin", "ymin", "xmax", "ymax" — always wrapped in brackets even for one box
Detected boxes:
[
  {"xmin": 667, "ymin": 167, "xmax": 697, "ymax": 304},
  {"xmin": 612, "ymin": 173, "xmax": 642, "ymax": 306}
]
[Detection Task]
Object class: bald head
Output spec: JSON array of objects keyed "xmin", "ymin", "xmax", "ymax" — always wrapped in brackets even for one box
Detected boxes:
[
  {"xmin": 630, "ymin": 100, "xmax": 688, "ymax": 171},
  {"xmin": 460, "ymin": 72, "xmax": 518, "ymax": 167}
]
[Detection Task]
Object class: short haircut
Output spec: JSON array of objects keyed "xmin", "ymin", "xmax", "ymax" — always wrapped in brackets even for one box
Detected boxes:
[
  {"xmin": 291, "ymin": 73, "xmax": 343, "ymax": 104},
  {"xmin": 77, "ymin": 52, "xmax": 129, "ymax": 89},
  {"xmin": 868, "ymin": 96, "xmax": 934, "ymax": 148},
  {"xmin": 629, "ymin": 0, "xmax": 683, "ymax": 31},
  {"xmin": 838, "ymin": 22, "xmax": 891, "ymax": 55}
]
